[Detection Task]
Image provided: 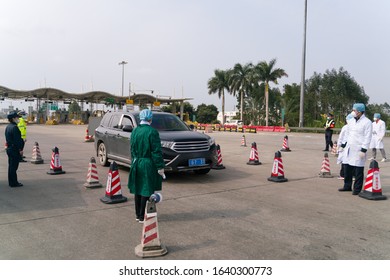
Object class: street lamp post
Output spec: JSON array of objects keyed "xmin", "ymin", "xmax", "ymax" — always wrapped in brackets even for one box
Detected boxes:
[
  {"xmin": 118, "ymin": 61, "xmax": 128, "ymax": 96},
  {"xmin": 299, "ymin": 0, "xmax": 308, "ymax": 128}
]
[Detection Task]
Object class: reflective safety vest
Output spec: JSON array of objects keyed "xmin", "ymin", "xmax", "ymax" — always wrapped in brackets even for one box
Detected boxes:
[
  {"xmin": 325, "ymin": 119, "xmax": 335, "ymax": 129},
  {"xmin": 17, "ymin": 118, "xmax": 27, "ymax": 140}
]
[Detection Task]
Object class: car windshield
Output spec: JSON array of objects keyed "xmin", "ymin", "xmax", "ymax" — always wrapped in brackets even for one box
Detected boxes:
[{"xmin": 134, "ymin": 113, "xmax": 190, "ymax": 131}]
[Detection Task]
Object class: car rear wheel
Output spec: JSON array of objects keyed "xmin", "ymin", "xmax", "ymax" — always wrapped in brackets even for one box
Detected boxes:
[
  {"xmin": 194, "ymin": 168, "xmax": 210, "ymax": 175},
  {"xmin": 98, "ymin": 142, "xmax": 109, "ymax": 166}
]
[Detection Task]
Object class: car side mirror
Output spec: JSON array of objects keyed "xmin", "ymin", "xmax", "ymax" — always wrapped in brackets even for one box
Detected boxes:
[
  {"xmin": 189, "ymin": 124, "xmax": 195, "ymax": 130},
  {"xmin": 122, "ymin": 125, "xmax": 133, "ymax": 132}
]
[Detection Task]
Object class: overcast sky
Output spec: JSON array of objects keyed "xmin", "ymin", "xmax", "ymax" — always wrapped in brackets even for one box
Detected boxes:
[{"xmin": 1, "ymin": 0, "xmax": 389, "ymax": 111}]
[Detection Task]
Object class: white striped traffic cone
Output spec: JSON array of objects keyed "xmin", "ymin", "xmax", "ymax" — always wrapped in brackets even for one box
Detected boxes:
[
  {"xmin": 84, "ymin": 128, "xmax": 94, "ymax": 142},
  {"xmin": 100, "ymin": 161, "xmax": 127, "ymax": 204},
  {"xmin": 280, "ymin": 135, "xmax": 291, "ymax": 152},
  {"xmin": 212, "ymin": 144, "xmax": 226, "ymax": 169},
  {"xmin": 319, "ymin": 152, "xmax": 333, "ymax": 178},
  {"xmin": 331, "ymin": 141, "xmax": 338, "ymax": 156},
  {"xmin": 31, "ymin": 142, "xmax": 44, "ymax": 164},
  {"xmin": 268, "ymin": 151, "xmax": 288, "ymax": 182},
  {"xmin": 135, "ymin": 194, "xmax": 168, "ymax": 258},
  {"xmin": 359, "ymin": 160, "xmax": 387, "ymax": 200},
  {"xmin": 247, "ymin": 142, "xmax": 261, "ymax": 165},
  {"xmin": 84, "ymin": 157, "xmax": 102, "ymax": 188},
  {"xmin": 47, "ymin": 147, "xmax": 65, "ymax": 175},
  {"xmin": 241, "ymin": 135, "xmax": 247, "ymax": 147}
]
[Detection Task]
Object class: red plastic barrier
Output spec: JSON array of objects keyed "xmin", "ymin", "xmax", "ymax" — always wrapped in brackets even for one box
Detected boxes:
[{"xmin": 263, "ymin": 126, "xmax": 275, "ymax": 132}]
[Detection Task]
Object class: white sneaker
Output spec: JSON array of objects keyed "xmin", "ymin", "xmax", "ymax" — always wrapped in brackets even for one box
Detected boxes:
[{"xmin": 381, "ymin": 158, "xmax": 386, "ymax": 162}]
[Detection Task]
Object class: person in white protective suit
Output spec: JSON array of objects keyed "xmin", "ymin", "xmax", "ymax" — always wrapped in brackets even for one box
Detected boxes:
[
  {"xmin": 368, "ymin": 113, "xmax": 387, "ymax": 162},
  {"xmin": 336, "ymin": 113, "xmax": 354, "ymax": 179},
  {"xmin": 338, "ymin": 103, "xmax": 372, "ymax": 195}
]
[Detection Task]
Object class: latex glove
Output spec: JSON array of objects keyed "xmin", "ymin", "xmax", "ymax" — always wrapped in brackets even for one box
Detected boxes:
[
  {"xmin": 158, "ymin": 169, "xmax": 166, "ymax": 179},
  {"xmin": 338, "ymin": 147, "xmax": 344, "ymax": 153},
  {"xmin": 359, "ymin": 152, "xmax": 366, "ymax": 159}
]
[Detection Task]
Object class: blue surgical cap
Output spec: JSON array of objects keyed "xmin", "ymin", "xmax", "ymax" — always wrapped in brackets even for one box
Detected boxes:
[
  {"xmin": 346, "ymin": 113, "xmax": 353, "ymax": 121},
  {"xmin": 374, "ymin": 113, "xmax": 381, "ymax": 119},
  {"xmin": 353, "ymin": 103, "xmax": 365, "ymax": 112},
  {"xmin": 140, "ymin": 109, "xmax": 153, "ymax": 121}
]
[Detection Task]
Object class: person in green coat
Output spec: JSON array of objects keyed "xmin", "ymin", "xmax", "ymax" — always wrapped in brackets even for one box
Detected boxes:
[{"xmin": 128, "ymin": 109, "xmax": 165, "ymax": 223}]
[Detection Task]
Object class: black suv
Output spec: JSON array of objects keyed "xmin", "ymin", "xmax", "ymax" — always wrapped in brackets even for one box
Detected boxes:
[{"xmin": 94, "ymin": 111, "xmax": 217, "ymax": 174}]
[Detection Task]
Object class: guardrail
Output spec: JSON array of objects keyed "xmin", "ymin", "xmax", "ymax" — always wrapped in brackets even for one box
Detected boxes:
[
  {"xmin": 196, "ymin": 124, "xmax": 286, "ymax": 133},
  {"xmin": 289, "ymin": 127, "xmax": 390, "ymax": 136},
  {"xmin": 289, "ymin": 127, "xmax": 341, "ymax": 134},
  {"xmin": 195, "ymin": 124, "xmax": 390, "ymax": 136}
]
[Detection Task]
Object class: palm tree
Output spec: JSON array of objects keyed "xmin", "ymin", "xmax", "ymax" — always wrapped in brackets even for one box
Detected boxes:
[
  {"xmin": 207, "ymin": 69, "xmax": 230, "ymax": 124},
  {"xmin": 229, "ymin": 63, "xmax": 254, "ymax": 122},
  {"xmin": 254, "ymin": 59, "xmax": 288, "ymax": 126}
]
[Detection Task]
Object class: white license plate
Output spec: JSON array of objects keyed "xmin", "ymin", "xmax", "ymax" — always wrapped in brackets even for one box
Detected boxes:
[{"xmin": 189, "ymin": 158, "xmax": 205, "ymax": 167}]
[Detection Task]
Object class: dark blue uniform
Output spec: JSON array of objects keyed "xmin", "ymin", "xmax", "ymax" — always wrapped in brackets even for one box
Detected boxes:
[{"xmin": 5, "ymin": 121, "xmax": 24, "ymax": 187}]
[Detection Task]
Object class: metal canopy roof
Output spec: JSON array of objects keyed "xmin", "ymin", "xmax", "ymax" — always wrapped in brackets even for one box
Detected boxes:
[{"xmin": 0, "ymin": 85, "xmax": 192, "ymax": 105}]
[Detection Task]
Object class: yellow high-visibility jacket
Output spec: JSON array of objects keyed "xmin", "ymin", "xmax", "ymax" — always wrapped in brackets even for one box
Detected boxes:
[{"xmin": 17, "ymin": 117, "xmax": 27, "ymax": 140}]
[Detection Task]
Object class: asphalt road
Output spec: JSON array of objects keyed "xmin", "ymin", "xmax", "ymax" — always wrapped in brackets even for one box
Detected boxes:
[{"xmin": 0, "ymin": 124, "xmax": 389, "ymax": 260}]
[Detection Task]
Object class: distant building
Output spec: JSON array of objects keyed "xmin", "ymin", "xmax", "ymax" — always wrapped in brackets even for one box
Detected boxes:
[{"xmin": 217, "ymin": 111, "xmax": 239, "ymax": 124}]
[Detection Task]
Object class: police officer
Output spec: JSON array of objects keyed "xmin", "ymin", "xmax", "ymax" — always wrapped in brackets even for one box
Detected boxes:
[
  {"xmin": 17, "ymin": 111, "xmax": 27, "ymax": 162},
  {"xmin": 323, "ymin": 113, "xmax": 335, "ymax": 151},
  {"xmin": 5, "ymin": 111, "xmax": 24, "ymax": 187}
]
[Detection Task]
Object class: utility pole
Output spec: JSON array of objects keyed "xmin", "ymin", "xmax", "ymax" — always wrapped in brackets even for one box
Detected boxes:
[
  {"xmin": 299, "ymin": 0, "xmax": 308, "ymax": 128},
  {"xmin": 118, "ymin": 61, "xmax": 128, "ymax": 96}
]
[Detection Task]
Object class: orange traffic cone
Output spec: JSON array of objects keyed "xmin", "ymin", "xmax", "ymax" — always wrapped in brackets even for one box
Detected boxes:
[
  {"xmin": 135, "ymin": 194, "xmax": 168, "ymax": 258},
  {"xmin": 47, "ymin": 147, "xmax": 65, "ymax": 175},
  {"xmin": 359, "ymin": 160, "xmax": 387, "ymax": 200},
  {"xmin": 84, "ymin": 128, "xmax": 94, "ymax": 142},
  {"xmin": 331, "ymin": 141, "xmax": 338, "ymax": 156},
  {"xmin": 247, "ymin": 142, "xmax": 261, "ymax": 165},
  {"xmin": 268, "ymin": 151, "xmax": 288, "ymax": 182},
  {"xmin": 241, "ymin": 135, "xmax": 247, "ymax": 147},
  {"xmin": 100, "ymin": 161, "xmax": 127, "ymax": 204},
  {"xmin": 319, "ymin": 152, "xmax": 333, "ymax": 178},
  {"xmin": 280, "ymin": 135, "xmax": 291, "ymax": 152},
  {"xmin": 84, "ymin": 157, "xmax": 103, "ymax": 188},
  {"xmin": 31, "ymin": 142, "xmax": 44, "ymax": 164},
  {"xmin": 212, "ymin": 144, "xmax": 226, "ymax": 169}
]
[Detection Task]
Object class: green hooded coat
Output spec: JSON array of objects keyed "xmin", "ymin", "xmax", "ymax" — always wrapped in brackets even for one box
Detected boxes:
[{"xmin": 127, "ymin": 124, "xmax": 165, "ymax": 197}]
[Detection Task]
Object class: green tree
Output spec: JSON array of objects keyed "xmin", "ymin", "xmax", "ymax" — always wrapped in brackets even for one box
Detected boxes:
[
  {"xmin": 229, "ymin": 63, "xmax": 253, "ymax": 123},
  {"xmin": 282, "ymin": 83, "xmax": 301, "ymax": 127},
  {"xmin": 305, "ymin": 67, "xmax": 368, "ymax": 126},
  {"xmin": 196, "ymin": 103, "xmax": 219, "ymax": 124},
  {"xmin": 208, "ymin": 69, "xmax": 231, "ymax": 124},
  {"xmin": 68, "ymin": 101, "xmax": 81, "ymax": 115},
  {"xmin": 161, "ymin": 102, "xmax": 195, "ymax": 120},
  {"xmin": 254, "ymin": 58, "xmax": 288, "ymax": 126}
]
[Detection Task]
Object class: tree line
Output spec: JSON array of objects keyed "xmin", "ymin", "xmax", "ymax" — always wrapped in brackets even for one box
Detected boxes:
[{"xmin": 206, "ymin": 60, "xmax": 389, "ymax": 128}]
